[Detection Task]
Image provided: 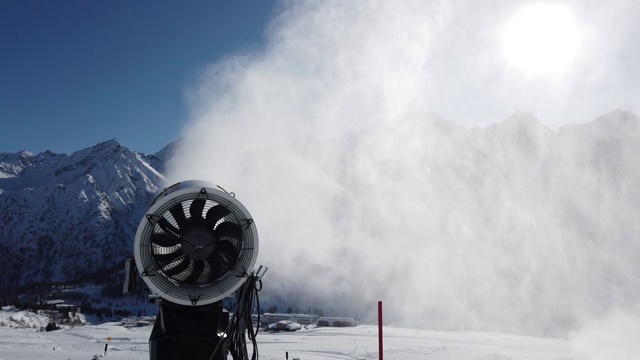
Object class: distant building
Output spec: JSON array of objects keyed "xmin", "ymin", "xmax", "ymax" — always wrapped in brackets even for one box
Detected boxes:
[
  {"xmin": 317, "ymin": 317, "xmax": 359, "ymax": 327},
  {"xmin": 259, "ymin": 313, "xmax": 359, "ymax": 327},
  {"xmin": 260, "ymin": 313, "xmax": 319, "ymax": 325}
]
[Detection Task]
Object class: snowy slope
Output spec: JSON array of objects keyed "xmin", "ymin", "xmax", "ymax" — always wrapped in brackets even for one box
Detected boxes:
[
  {"xmin": 0, "ymin": 306, "xmax": 50, "ymax": 329},
  {"xmin": 0, "ymin": 318, "xmax": 576, "ymax": 360},
  {"xmin": 0, "ymin": 139, "xmax": 166, "ymax": 287},
  {"xmin": 3, "ymin": 306, "xmax": 640, "ymax": 360}
]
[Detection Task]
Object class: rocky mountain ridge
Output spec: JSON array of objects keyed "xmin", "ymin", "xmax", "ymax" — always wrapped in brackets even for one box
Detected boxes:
[{"xmin": 0, "ymin": 139, "xmax": 167, "ymax": 288}]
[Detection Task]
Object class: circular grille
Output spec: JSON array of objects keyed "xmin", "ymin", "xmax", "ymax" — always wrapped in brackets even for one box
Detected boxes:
[{"xmin": 134, "ymin": 181, "xmax": 259, "ymax": 306}]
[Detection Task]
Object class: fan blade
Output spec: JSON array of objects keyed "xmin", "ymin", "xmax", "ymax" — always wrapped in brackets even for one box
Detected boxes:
[
  {"xmin": 153, "ymin": 248, "xmax": 183, "ymax": 264},
  {"xmin": 205, "ymin": 255, "xmax": 222, "ymax": 282},
  {"xmin": 190, "ymin": 198, "xmax": 206, "ymax": 221},
  {"xmin": 150, "ymin": 232, "xmax": 180, "ymax": 247},
  {"xmin": 169, "ymin": 203, "xmax": 188, "ymax": 232},
  {"xmin": 158, "ymin": 217, "xmax": 180, "ymax": 237},
  {"xmin": 216, "ymin": 239, "xmax": 238, "ymax": 269},
  {"xmin": 184, "ymin": 259, "xmax": 205, "ymax": 284},
  {"xmin": 205, "ymin": 205, "xmax": 231, "ymax": 230},
  {"xmin": 163, "ymin": 257, "xmax": 191, "ymax": 277},
  {"xmin": 214, "ymin": 222, "xmax": 242, "ymax": 241},
  {"xmin": 205, "ymin": 241, "xmax": 237, "ymax": 281}
]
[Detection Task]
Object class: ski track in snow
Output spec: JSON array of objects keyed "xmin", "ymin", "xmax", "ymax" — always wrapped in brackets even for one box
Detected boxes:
[{"xmin": 0, "ymin": 323, "xmax": 576, "ymax": 360}]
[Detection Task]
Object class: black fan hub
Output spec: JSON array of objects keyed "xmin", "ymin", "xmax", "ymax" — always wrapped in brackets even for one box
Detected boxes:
[{"xmin": 182, "ymin": 227, "xmax": 215, "ymax": 260}]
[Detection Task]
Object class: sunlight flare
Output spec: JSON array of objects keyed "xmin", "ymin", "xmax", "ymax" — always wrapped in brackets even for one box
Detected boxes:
[{"xmin": 502, "ymin": 4, "xmax": 580, "ymax": 75}]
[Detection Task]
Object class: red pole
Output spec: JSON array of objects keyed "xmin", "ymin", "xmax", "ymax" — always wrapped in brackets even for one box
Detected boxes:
[{"xmin": 378, "ymin": 300, "xmax": 383, "ymax": 360}]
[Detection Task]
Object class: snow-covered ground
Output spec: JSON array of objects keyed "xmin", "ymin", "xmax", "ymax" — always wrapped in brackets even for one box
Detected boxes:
[
  {"xmin": 0, "ymin": 306, "xmax": 50, "ymax": 330},
  {"xmin": 0, "ymin": 308, "xmax": 579, "ymax": 360},
  {"xmin": 0, "ymin": 324, "xmax": 576, "ymax": 360},
  {"xmin": 7, "ymin": 305, "xmax": 640, "ymax": 359}
]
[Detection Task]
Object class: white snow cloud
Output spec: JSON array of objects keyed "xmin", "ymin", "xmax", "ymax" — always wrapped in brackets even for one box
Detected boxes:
[
  {"xmin": 167, "ymin": 0, "xmax": 640, "ymax": 335},
  {"xmin": 570, "ymin": 305, "xmax": 640, "ymax": 360}
]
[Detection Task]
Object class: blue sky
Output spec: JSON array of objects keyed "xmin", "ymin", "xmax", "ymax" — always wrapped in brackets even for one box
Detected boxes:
[
  {"xmin": 1, "ymin": 1, "xmax": 276, "ymax": 154},
  {"xmin": 3, "ymin": 1, "xmax": 639, "ymax": 156}
]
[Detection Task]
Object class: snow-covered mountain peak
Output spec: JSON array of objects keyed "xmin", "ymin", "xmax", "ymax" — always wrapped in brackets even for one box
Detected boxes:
[
  {"xmin": 501, "ymin": 111, "xmax": 551, "ymax": 133},
  {"xmin": 0, "ymin": 139, "xmax": 165, "ymax": 286},
  {"xmin": 558, "ymin": 109, "xmax": 640, "ymax": 138},
  {"xmin": 0, "ymin": 150, "xmax": 66, "ymax": 179},
  {"xmin": 589, "ymin": 109, "xmax": 640, "ymax": 136}
]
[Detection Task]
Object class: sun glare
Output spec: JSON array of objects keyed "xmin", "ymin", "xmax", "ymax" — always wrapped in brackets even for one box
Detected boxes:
[{"xmin": 502, "ymin": 4, "xmax": 580, "ymax": 75}]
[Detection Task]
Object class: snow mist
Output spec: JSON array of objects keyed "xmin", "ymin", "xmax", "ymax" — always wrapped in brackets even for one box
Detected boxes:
[{"xmin": 167, "ymin": 0, "xmax": 640, "ymax": 337}]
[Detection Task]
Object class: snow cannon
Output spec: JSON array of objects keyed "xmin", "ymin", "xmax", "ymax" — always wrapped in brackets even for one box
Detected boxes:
[{"xmin": 134, "ymin": 180, "xmax": 259, "ymax": 360}]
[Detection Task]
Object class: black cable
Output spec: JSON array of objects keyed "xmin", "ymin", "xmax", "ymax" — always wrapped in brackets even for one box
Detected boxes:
[{"xmin": 210, "ymin": 273, "xmax": 262, "ymax": 360}]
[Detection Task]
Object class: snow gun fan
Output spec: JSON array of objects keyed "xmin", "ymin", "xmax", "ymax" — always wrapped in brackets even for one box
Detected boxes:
[
  {"xmin": 133, "ymin": 181, "xmax": 259, "ymax": 360},
  {"xmin": 134, "ymin": 180, "xmax": 258, "ymax": 306}
]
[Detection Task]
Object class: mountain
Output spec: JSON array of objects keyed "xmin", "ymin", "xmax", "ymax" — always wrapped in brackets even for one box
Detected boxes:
[
  {"xmin": 0, "ymin": 139, "xmax": 166, "ymax": 289},
  {"xmin": 2, "ymin": 111, "xmax": 640, "ymax": 336}
]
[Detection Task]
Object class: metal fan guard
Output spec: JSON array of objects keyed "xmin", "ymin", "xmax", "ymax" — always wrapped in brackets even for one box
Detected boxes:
[{"xmin": 134, "ymin": 184, "xmax": 259, "ymax": 306}]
